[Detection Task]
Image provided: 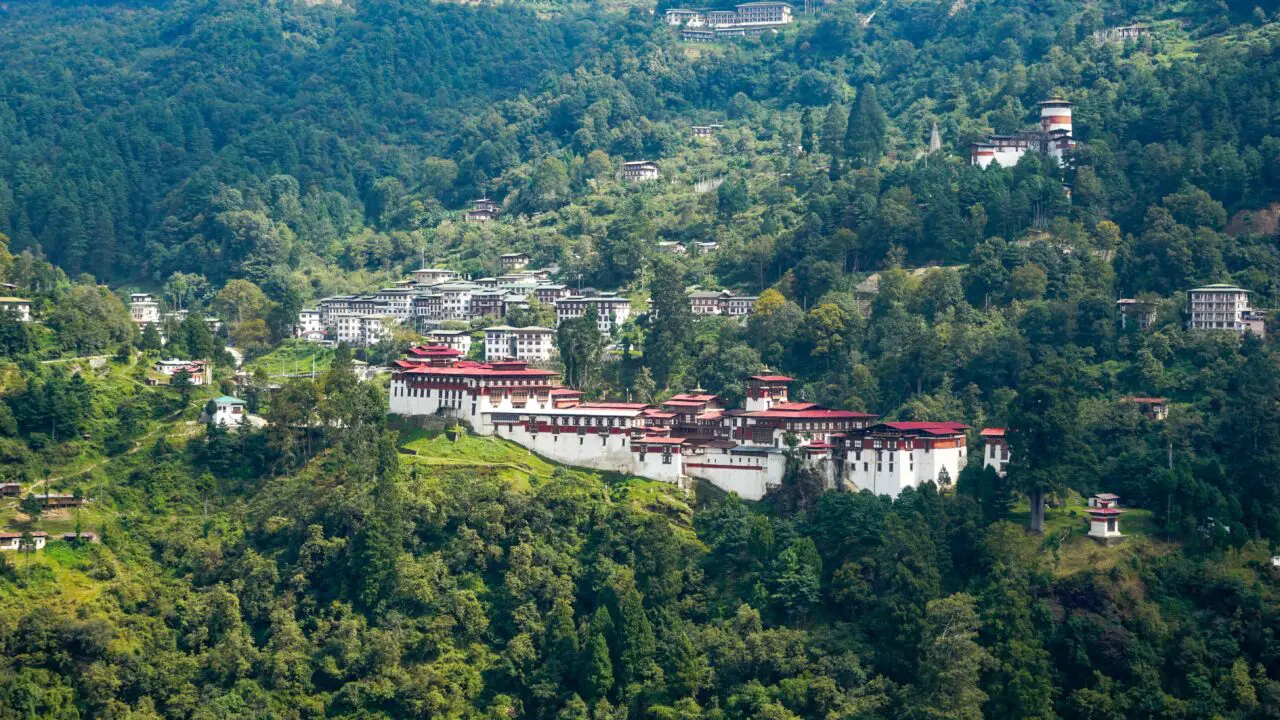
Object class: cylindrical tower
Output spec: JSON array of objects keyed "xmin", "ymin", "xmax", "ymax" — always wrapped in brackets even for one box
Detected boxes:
[{"xmin": 1039, "ymin": 98, "xmax": 1072, "ymax": 134}]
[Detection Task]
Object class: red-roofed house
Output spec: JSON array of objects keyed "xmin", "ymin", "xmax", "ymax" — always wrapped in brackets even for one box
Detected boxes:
[
  {"xmin": 979, "ymin": 427, "xmax": 1009, "ymax": 476},
  {"xmin": 405, "ymin": 344, "xmax": 465, "ymax": 367},
  {"xmin": 1087, "ymin": 504, "xmax": 1125, "ymax": 544},
  {"xmin": 1122, "ymin": 396, "xmax": 1169, "ymax": 421}
]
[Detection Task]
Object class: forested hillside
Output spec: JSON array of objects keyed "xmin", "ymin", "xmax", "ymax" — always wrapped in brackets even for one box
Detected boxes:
[{"xmin": 4, "ymin": 0, "xmax": 1280, "ymax": 718}]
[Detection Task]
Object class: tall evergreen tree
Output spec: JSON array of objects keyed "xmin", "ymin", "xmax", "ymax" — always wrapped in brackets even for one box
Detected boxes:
[{"xmin": 845, "ymin": 83, "xmax": 889, "ymax": 167}]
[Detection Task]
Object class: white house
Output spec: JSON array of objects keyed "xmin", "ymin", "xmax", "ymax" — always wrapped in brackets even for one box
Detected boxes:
[
  {"xmin": 0, "ymin": 531, "xmax": 48, "ymax": 552},
  {"xmin": 130, "ymin": 293, "xmax": 160, "ymax": 325},
  {"xmin": 154, "ymin": 358, "xmax": 212, "ymax": 385},
  {"xmin": 209, "ymin": 395, "xmax": 246, "ymax": 428},
  {"xmin": 296, "ymin": 309, "xmax": 323, "ymax": 337},
  {"xmin": 0, "ymin": 297, "xmax": 32, "ymax": 322},
  {"xmin": 622, "ymin": 161, "xmax": 660, "ymax": 182}
]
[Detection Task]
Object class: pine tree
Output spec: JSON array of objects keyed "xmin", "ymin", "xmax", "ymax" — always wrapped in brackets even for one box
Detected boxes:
[
  {"xmin": 581, "ymin": 631, "xmax": 614, "ymax": 701},
  {"xmin": 819, "ymin": 103, "xmax": 848, "ymax": 159},
  {"xmin": 799, "ymin": 107, "xmax": 815, "ymax": 154},
  {"xmin": 909, "ymin": 593, "xmax": 991, "ymax": 720},
  {"xmin": 644, "ymin": 257, "xmax": 693, "ymax": 389},
  {"xmin": 544, "ymin": 598, "xmax": 580, "ymax": 686},
  {"xmin": 845, "ymin": 84, "xmax": 889, "ymax": 167}
]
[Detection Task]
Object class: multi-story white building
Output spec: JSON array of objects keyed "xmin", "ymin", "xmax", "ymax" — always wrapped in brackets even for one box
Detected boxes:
[
  {"xmin": 979, "ymin": 427, "xmax": 1009, "ymax": 477},
  {"xmin": 832, "ymin": 421, "xmax": 969, "ymax": 498},
  {"xmin": 555, "ymin": 294, "xmax": 632, "ymax": 334},
  {"xmin": 335, "ymin": 314, "xmax": 397, "ymax": 347},
  {"xmin": 735, "ymin": 2, "xmax": 792, "ymax": 26},
  {"xmin": 130, "ymin": 293, "xmax": 160, "ymax": 325},
  {"xmin": 1187, "ymin": 284, "xmax": 1266, "ymax": 335},
  {"xmin": 433, "ymin": 283, "xmax": 478, "ymax": 320},
  {"xmin": 622, "ymin": 161, "xmax": 660, "ymax": 183},
  {"xmin": 484, "ymin": 325, "xmax": 556, "ymax": 362},
  {"xmin": 296, "ymin": 309, "xmax": 323, "ymax": 337},
  {"xmin": 688, "ymin": 289, "xmax": 758, "ymax": 317},
  {"xmin": 0, "ymin": 297, "xmax": 32, "ymax": 322},
  {"xmin": 427, "ymin": 329, "xmax": 473, "ymax": 356}
]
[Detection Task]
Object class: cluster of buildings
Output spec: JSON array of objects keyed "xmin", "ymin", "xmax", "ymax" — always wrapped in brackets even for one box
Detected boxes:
[
  {"xmin": 150, "ymin": 357, "xmax": 213, "ymax": 386},
  {"xmin": 970, "ymin": 98, "xmax": 1078, "ymax": 169},
  {"xmin": 665, "ymin": 2, "xmax": 794, "ymax": 41},
  {"xmin": 128, "ymin": 293, "xmax": 222, "ymax": 336},
  {"xmin": 389, "ymin": 359, "xmax": 975, "ymax": 500}
]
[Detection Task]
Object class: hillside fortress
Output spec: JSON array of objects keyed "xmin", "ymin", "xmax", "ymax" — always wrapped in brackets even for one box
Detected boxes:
[
  {"xmin": 389, "ymin": 353, "xmax": 969, "ymax": 499},
  {"xmin": 970, "ymin": 98, "xmax": 1077, "ymax": 168}
]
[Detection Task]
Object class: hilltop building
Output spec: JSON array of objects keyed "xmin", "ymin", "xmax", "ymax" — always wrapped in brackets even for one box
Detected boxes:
[
  {"xmin": 1116, "ymin": 297, "xmax": 1158, "ymax": 331},
  {"xmin": 1187, "ymin": 284, "xmax": 1267, "ymax": 336},
  {"xmin": 1087, "ymin": 493, "xmax": 1125, "ymax": 544},
  {"xmin": 0, "ymin": 297, "xmax": 32, "ymax": 322},
  {"xmin": 130, "ymin": 293, "xmax": 160, "ymax": 325},
  {"xmin": 465, "ymin": 198, "xmax": 499, "ymax": 223},
  {"xmin": 688, "ymin": 289, "xmax": 758, "ymax": 317},
  {"xmin": 971, "ymin": 98, "xmax": 1077, "ymax": 168},
  {"xmin": 622, "ymin": 161, "xmax": 660, "ymax": 183},
  {"xmin": 692, "ymin": 124, "xmax": 724, "ymax": 138},
  {"xmin": 153, "ymin": 358, "xmax": 212, "ymax": 386},
  {"xmin": 500, "ymin": 252, "xmax": 531, "ymax": 271},
  {"xmin": 665, "ymin": 3, "xmax": 793, "ymax": 30}
]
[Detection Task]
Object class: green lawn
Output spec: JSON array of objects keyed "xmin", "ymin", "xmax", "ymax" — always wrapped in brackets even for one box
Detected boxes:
[
  {"xmin": 245, "ymin": 340, "xmax": 335, "ymax": 378},
  {"xmin": 1008, "ymin": 490, "xmax": 1172, "ymax": 576}
]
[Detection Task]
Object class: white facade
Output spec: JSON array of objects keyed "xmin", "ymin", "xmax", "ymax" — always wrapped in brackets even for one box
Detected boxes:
[
  {"xmin": 555, "ymin": 295, "xmax": 632, "ymax": 334},
  {"xmin": 485, "ymin": 326, "xmax": 556, "ymax": 362},
  {"xmin": 0, "ymin": 298, "xmax": 32, "ymax": 322},
  {"xmin": 427, "ymin": 329, "xmax": 473, "ymax": 355},
  {"xmin": 412, "ymin": 268, "xmax": 459, "ymax": 284},
  {"xmin": 210, "ymin": 396, "xmax": 247, "ymax": 428},
  {"xmin": 130, "ymin": 293, "xmax": 160, "ymax": 325},
  {"xmin": 335, "ymin": 314, "xmax": 397, "ymax": 347},
  {"xmin": 980, "ymin": 428, "xmax": 1009, "ymax": 476},
  {"xmin": 1088, "ymin": 509, "xmax": 1124, "ymax": 540},
  {"xmin": 1187, "ymin": 284, "xmax": 1264, "ymax": 334},
  {"xmin": 833, "ymin": 422, "xmax": 968, "ymax": 498},
  {"xmin": 622, "ymin": 161, "xmax": 660, "ymax": 182},
  {"xmin": 0, "ymin": 532, "xmax": 47, "ymax": 551},
  {"xmin": 971, "ymin": 98, "xmax": 1077, "ymax": 169},
  {"xmin": 296, "ymin": 310, "xmax": 323, "ymax": 337}
]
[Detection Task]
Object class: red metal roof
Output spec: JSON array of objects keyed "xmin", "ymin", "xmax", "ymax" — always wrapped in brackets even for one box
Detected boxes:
[
  {"xmin": 550, "ymin": 388, "xmax": 584, "ymax": 396},
  {"xmin": 747, "ymin": 409, "xmax": 876, "ymax": 420},
  {"xmin": 874, "ymin": 421, "xmax": 969, "ymax": 435},
  {"xmin": 400, "ymin": 364, "xmax": 558, "ymax": 378},
  {"xmin": 1125, "ymin": 397, "xmax": 1167, "ymax": 404},
  {"xmin": 668, "ymin": 393, "xmax": 718, "ymax": 402},
  {"xmin": 748, "ymin": 374, "xmax": 795, "ymax": 382},
  {"xmin": 408, "ymin": 344, "xmax": 462, "ymax": 357},
  {"xmin": 643, "ymin": 410, "xmax": 678, "ymax": 419},
  {"xmin": 979, "ymin": 427, "xmax": 1006, "ymax": 437},
  {"xmin": 1087, "ymin": 507, "xmax": 1124, "ymax": 516},
  {"xmin": 580, "ymin": 402, "xmax": 649, "ymax": 410},
  {"xmin": 768, "ymin": 402, "xmax": 820, "ymax": 411}
]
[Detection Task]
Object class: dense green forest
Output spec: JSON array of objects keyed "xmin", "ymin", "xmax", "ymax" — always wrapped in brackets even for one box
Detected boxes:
[{"xmin": 4, "ymin": 0, "xmax": 1280, "ymax": 718}]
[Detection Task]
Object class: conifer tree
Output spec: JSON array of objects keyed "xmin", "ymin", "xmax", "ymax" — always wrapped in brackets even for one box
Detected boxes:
[{"xmin": 845, "ymin": 83, "xmax": 889, "ymax": 167}]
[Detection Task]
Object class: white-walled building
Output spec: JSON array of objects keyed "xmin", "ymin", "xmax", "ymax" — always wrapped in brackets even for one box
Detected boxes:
[
  {"xmin": 1187, "ymin": 284, "xmax": 1266, "ymax": 335},
  {"xmin": 484, "ymin": 325, "xmax": 556, "ymax": 362},
  {"xmin": 622, "ymin": 161, "xmax": 660, "ymax": 183},
  {"xmin": 154, "ymin": 358, "xmax": 212, "ymax": 386},
  {"xmin": 335, "ymin": 314, "xmax": 397, "ymax": 347},
  {"xmin": 0, "ymin": 297, "xmax": 32, "ymax": 322},
  {"xmin": 297, "ymin": 309, "xmax": 323, "ymax": 337},
  {"xmin": 209, "ymin": 395, "xmax": 247, "ymax": 428},
  {"xmin": 831, "ymin": 421, "xmax": 969, "ymax": 499},
  {"xmin": 412, "ymin": 267, "xmax": 459, "ymax": 284},
  {"xmin": 0, "ymin": 531, "xmax": 48, "ymax": 552},
  {"xmin": 130, "ymin": 293, "xmax": 160, "ymax": 325},
  {"xmin": 555, "ymin": 294, "xmax": 632, "ymax": 334},
  {"xmin": 688, "ymin": 289, "xmax": 758, "ymax": 317},
  {"xmin": 500, "ymin": 253, "xmax": 531, "ymax": 271},
  {"xmin": 979, "ymin": 427, "xmax": 1009, "ymax": 476},
  {"xmin": 427, "ymin": 329, "xmax": 473, "ymax": 356}
]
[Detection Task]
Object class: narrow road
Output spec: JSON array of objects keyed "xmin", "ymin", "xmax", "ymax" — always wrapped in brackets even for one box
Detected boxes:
[{"xmin": 226, "ymin": 346, "xmax": 244, "ymax": 369}]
